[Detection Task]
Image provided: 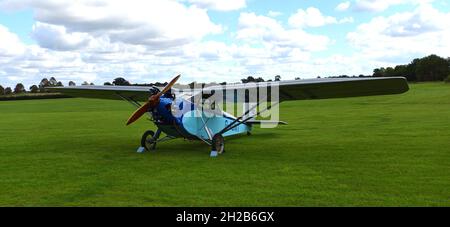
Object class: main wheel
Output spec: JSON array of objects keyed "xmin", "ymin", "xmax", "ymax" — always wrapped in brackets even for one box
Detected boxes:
[
  {"xmin": 141, "ymin": 130, "xmax": 156, "ymax": 151},
  {"xmin": 212, "ymin": 134, "xmax": 225, "ymax": 154}
]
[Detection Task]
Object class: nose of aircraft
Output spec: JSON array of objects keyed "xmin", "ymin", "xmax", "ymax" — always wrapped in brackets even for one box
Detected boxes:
[{"xmin": 126, "ymin": 75, "xmax": 180, "ymax": 126}]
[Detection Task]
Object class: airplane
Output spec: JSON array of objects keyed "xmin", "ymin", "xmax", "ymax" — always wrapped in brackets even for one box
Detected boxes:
[{"xmin": 47, "ymin": 75, "xmax": 409, "ymax": 157}]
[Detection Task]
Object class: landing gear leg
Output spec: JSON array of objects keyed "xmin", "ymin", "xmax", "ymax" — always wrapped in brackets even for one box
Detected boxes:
[
  {"xmin": 210, "ymin": 134, "xmax": 225, "ymax": 157},
  {"xmin": 139, "ymin": 129, "xmax": 162, "ymax": 152}
]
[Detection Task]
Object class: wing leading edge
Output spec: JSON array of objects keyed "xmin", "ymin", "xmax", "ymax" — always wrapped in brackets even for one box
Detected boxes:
[
  {"xmin": 192, "ymin": 77, "xmax": 409, "ymax": 103},
  {"xmin": 47, "ymin": 77, "xmax": 409, "ymax": 103},
  {"xmin": 45, "ymin": 85, "xmax": 156, "ymax": 102}
]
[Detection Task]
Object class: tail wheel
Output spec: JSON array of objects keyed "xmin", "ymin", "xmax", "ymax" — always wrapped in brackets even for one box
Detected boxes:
[
  {"xmin": 212, "ymin": 134, "xmax": 225, "ymax": 154},
  {"xmin": 141, "ymin": 130, "xmax": 156, "ymax": 151}
]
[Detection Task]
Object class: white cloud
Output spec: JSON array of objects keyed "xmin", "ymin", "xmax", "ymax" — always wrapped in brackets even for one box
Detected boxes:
[
  {"xmin": 289, "ymin": 7, "xmax": 338, "ymax": 28},
  {"xmin": 353, "ymin": 0, "xmax": 434, "ymax": 12},
  {"xmin": 31, "ymin": 22, "xmax": 92, "ymax": 51},
  {"xmin": 238, "ymin": 12, "xmax": 331, "ymax": 52},
  {"xmin": 0, "ymin": 24, "xmax": 26, "ymax": 57},
  {"xmin": 354, "ymin": 0, "xmax": 404, "ymax": 12},
  {"xmin": 186, "ymin": 0, "xmax": 246, "ymax": 11},
  {"xmin": 336, "ymin": 1, "xmax": 351, "ymax": 11},
  {"xmin": 267, "ymin": 10, "xmax": 282, "ymax": 17},
  {"xmin": 347, "ymin": 4, "xmax": 450, "ymax": 62},
  {"xmin": 288, "ymin": 7, "xmax": 352, "ymax": 28},
  {"xmin": 237, "ymin": 12, "xmax": 283, "ymax": 39},
  {"xmin": 2, "ymin": 0, "xmax": 222, "ymax": 50},
  {"xmin": 339, "ymin": 17, "xmax": 355, "ymax": 24},
  {"xmin": 0, "ymin": 5, "xmax": 338, "ymax": 88}
]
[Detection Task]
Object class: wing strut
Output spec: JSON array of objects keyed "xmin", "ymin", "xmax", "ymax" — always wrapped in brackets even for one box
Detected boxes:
[
  {"xmin": 218, "ymin": 101, "xmax": 280, "ymax": 136},
  {"xmin": 218, "ymin": 100, "xmax": 262, "ymax": 135},
  {"xmin": 116, "ymin": 93, "xmax": 142, "ymax": 108},
  {"xmin": 210, "ymin": 101, "xmax": 280, "ymax": 157},
  {"xmin": 116, "ymin": 93, "xmax": 154, "ymax": 120}
]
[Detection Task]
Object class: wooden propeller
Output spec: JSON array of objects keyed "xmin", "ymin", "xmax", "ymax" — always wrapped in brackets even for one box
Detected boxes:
[{"xmin": 126, "ymin": 74, "xmax": 180, "ymax": 126}]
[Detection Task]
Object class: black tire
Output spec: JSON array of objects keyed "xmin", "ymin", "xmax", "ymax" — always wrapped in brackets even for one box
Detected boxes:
[
  {"xmin": 141, "ymin": 130, "xmax": 156, "ymax": 151},
  {"xmin": 212, "ymin": 134, "xmax": 225, "ymax": 154}
]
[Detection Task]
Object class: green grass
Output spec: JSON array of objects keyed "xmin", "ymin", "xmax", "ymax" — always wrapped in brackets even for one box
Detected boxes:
[{"xmin": 0, "ymin": 82, "xmax": 449, "ymax": 206}]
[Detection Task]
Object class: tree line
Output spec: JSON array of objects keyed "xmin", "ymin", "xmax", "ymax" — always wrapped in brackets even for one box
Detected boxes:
[
  {"xmin": 373, "ymin": 55, "xmax": 450, "ymax": 82},
  {"xmin": 1, "ymin": 55, "xmax": 449, "ymax": 96}
]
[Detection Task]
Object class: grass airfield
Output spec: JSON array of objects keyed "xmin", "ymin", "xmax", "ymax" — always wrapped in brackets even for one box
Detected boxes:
[{"xmin": 0, "ymin": 82, "xmax": 449, "ymax": 206}]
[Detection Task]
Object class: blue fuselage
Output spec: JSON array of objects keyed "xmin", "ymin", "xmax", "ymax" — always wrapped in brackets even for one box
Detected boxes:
[{"xmin": 150, "ymin": 97, "xmax": 251, "ymax": 140}]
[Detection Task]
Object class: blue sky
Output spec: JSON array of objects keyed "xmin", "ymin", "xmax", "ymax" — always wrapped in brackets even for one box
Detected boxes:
[{"xmin": 0, "ymin": 0, "xmax": 449, "ymax": 88}]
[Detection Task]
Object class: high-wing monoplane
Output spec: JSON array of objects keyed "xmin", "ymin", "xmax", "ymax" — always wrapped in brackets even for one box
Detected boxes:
[{"xmin": 47, "ymin": 75, "xmax": 409, "ymax": 157}]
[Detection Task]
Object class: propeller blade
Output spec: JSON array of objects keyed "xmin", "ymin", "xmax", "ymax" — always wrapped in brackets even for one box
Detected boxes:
[
  {"xmin": 126, "ymin": 74, "xmax": 181, "ymax": 126},
  {"xmin": 126, "ymin": 101, "xmax": 151, "ymax": 126},
  {"xmin": 148, "ymin": 74, "xmax": 180, "ymax": 107},
  {"xmin": 157, "ymin": 74, "xmax": 180, "ymax": 97}
]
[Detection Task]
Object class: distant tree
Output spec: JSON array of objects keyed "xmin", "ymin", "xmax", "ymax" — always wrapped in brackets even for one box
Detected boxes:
[
  {"xmin": 89, "ymin": 82, "xmax": 95, "ymax": 85},
  {"xmin": 241, "ymin": 76, "xmax": 254, "ymax": 83},
  {"xmin": 376, "ymin": 65, "xmax": 406, "ymax": 78},
  {"xmin": 393, "ymin": 65, "xmax": 407, "ymax": 77},
  {"xmin": 49, "ymin": 77, "xmax": 58, "ymax": 86},
  {"xmin": 295, "ymin": 77, "xmax": 300, "ymax": 80},
  {"xmin": 4, "ymin": 87, "xmax": 12, "ymax": 95},
  {"xmin": 219, "ymin": 82, "xmax": 227, "ymax": 85},
  {"xmin": 241, "ymin": 76, "xmax": 264, "ymax": 83},
  {"xmin": 29, "ymin": 85, "xmax": 39, "ymax": 93},
  {"xmin": 255, "ymin": 77, "xmax": 264, "ymax": 82},
  {"xmin": 384, "ymin": 67, "xmax": 396, "ymax": 77},
  {"xmin": 374, "ymin": 61, "xmax": 417, "ymax": 81},
  {"xmin": 154, "ymin": 82, "xmax": 168, "ymax": 87},
  {"xmin": 14, "ymin": 83, "xmax": 26, "ymax": 94},
  {"xmin": 56, "ymin": 81, "xmax": 64, "ymax": 87},
  {"xmin": 415, "ymin": 55, "xmax": 450, "ymax": 81},
  {"xmin": 113, "ymin": 77, "xmax": 130, "ymax": 86},
  {"xmin": 275, "ymin": 75, "xmax": 281, "ymax": 81},
  {"xmin": 39, "ymin": 78, "xmax": 50, "ymax": 89},
  {"xmin": 373, "ymin": 68, "xmax": 385, "ymax": 77},
  {"xmin": 69, "ymin": 81, "xmax": 76, "ymax": 86},
  {"xmin": 0, "ymin": 85, "xmax": 4, "ymax": 95},
  {"xmin": 371, "ymin": 55, "xmax": 450, "ymax": 82},
  {"xmin": 104, "ymin": 82, "xmax": 112, "ymax": 86},
  {"xmin": 40, "ymin": 78, "xmax": 49, "ymax": 86},
  {"xmin": 39, "ymin": 78, "xmax": 50, "ymax": 92},
  {"xmin": 404, "ymin": 58, "xmax": 419, "ymax": 81},
  {"xmin": 82, "ymin": 81, "xmax": 89, "ymax": 85}
]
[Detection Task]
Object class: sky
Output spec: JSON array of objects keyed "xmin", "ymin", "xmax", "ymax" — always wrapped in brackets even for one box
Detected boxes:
[{"xmin": 0, "ymin": 0, "xmax": 449, "ymax": 88}]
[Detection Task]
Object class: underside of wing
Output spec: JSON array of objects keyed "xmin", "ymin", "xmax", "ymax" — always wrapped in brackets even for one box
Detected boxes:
[
  {"xmin": 45, "ymin": 85, "xmax": 156, "ymax": 102},
  {"xmin": 276, "ymin": 77, "xmax": 409, "ymax": 101},
  {"xmin": 193, "ymin": 77, "xmax": 409, "ymax": 103}
]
